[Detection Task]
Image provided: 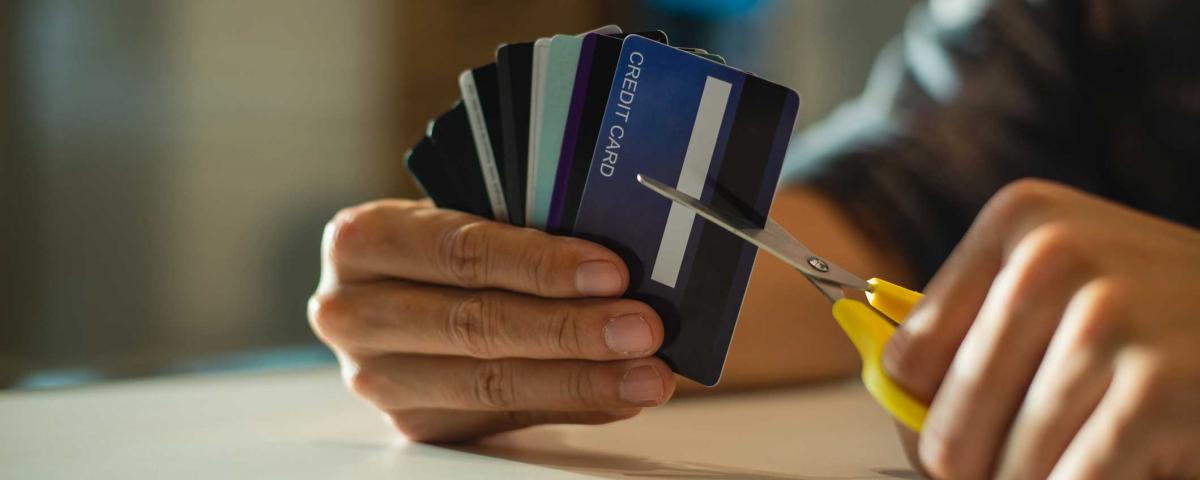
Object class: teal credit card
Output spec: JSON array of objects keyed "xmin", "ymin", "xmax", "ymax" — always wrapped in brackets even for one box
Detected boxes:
[{"xmin": 527, "ymin": 34, "xmax": 585, "ymax": 230}]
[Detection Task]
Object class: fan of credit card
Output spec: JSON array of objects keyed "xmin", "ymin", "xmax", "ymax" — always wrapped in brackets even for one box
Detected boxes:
[{"xmin": 406, "ymin": 26, "xmax": 799, "ymax": 386}]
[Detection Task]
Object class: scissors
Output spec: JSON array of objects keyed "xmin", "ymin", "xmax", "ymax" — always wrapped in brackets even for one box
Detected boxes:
[{"xmin": 636, "ymin": 174, "xmax": 928, "ymax": 432}]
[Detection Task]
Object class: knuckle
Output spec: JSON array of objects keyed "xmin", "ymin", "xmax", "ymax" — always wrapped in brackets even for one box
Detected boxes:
[
  {"xmin": 527, "ymin": 242, "xmax": 561, "ymax": 295},
  {"xmin": 887, "ymin": 332, "xmax": 928, "ymax": 380},
  {"xmin": 563, "ymin": 365, "xmax": 601, "ymax": 408},
  {"xmin": 1022, "ymin": 222, "xmax": 1086, "ymax": 264},
  {"xmin": 980, "ymin": 178, "xmax": 1061, "ymax": 227},
  {"xmin": 385, "ymin": 412, "xmax": 424, "ymax": 438},
  {"xmin": 447, "ymin": 293, "xmax": 503, "ymax": 358},
  {"xmin": 345, "ymin": 365, "xmax": 383, "ymax": 404},
  {"xmin": 323, "ymin": 205, "xmax": 375, "ymax": 267},
  {"xmin": 885, "ymin": 331, "xmax": 946, "ymax": 402},
  {"xmin": 919, "ymin": 433, "xmax": 984, "ymax": 480},
  {"xmin": 1069, "ymin": 279, "xmax": 1131, "ymax": 349},
  {"xmin": 469, "ymin": 360, "xmax": 518, "ymax": 409},
  {"xmin": 386, "ymin": 412, "xmax": 446, "ymax": 442},
  {"xmin": 546, "ymin": 306, "xmax": 586, "ymax": 357},
  {"xmin": 439, "ymin": 222, "xmax": 491, "ymax": 287},
  {"xmin": 1004, "ymin": 222, "xmax": 1094, "ymax": 297},
  {"xmin": 307, "ymin": 291, "xmax": 356, "ymax": 345}
]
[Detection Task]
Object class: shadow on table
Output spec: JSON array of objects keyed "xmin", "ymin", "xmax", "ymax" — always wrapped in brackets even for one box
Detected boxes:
[{"xmin": 448, "ymin": 430, "xmax": 921, "ymax": 480}]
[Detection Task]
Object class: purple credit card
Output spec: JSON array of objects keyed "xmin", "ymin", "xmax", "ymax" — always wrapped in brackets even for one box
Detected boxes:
[{"xmin": 547, "ymin": 31, "xmax": 668, "ymax": 234}]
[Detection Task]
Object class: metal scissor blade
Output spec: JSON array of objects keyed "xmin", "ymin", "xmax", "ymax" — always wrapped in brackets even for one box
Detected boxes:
[
  {"xmin": 636, "ymin": 174, "xmax": 871, "ymax": 293},
  {"xmin": 807, "ymin": 276, "xmax": 848, "ymax": 303}
]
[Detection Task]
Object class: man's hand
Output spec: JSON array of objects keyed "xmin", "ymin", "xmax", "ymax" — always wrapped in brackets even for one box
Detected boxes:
[
  {"xmin": 308, "ymin": 199, "xmax": 675, "ymax": 442},
  {"xmin": 884, "ymin": 179, "xmax": 1200, "ymax": 478}
]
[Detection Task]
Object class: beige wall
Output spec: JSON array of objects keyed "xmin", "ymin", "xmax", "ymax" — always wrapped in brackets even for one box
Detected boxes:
[
  {"xmin": 158, "ymin": 0, "xmax": 397, "ymax": 360},
  {"xmin": 12, "ymin": 0, "xmax": 397, "ymax": 375}
]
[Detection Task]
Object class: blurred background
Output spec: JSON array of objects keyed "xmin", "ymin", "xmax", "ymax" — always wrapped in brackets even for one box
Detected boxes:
[{"xmin": 0, "ymin": 0, "xmax": 915, "ymax": 389}]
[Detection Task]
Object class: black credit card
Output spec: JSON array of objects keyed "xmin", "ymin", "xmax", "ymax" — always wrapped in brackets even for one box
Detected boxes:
[
  {"xmin": 427, "ymin": 101, "xmax": 497, "ymax": 219},
  {"xmin": 496, "ymin": 42, "xmax": 534, "ymax": 226},
  {"xmin": 405, "ymin": 135, "xmax": 459, "ymax": 210}
]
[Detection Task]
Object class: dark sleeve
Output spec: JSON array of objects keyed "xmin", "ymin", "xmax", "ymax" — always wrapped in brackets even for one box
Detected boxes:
[{"xmin": 783, "ymin": 0, "xmax": 1105, "ymax": 285}]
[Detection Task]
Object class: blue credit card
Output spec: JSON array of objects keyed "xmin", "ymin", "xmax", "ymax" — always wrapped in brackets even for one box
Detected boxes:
[{"xmin": 571, "ymin": 35, "xmax": 799, "ymax": 386}]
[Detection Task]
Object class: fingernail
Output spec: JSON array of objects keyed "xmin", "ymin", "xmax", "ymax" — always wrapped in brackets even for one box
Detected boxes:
[
  {"xmin": 575, "ymin": 261, "xmax": 623, "ymax": 296},
  {"xmin": 604, "ymin": 315, "xmax": 654, "ymax": 354},
  {"xmin": 619, "ymin": 365, "xmax": 664, "ymax": 405}
]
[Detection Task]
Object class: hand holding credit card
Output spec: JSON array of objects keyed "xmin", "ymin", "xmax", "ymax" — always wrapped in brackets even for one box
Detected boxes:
[{"xmin": 405, "ymin": 27, "xmax": 798, "ymax": 386}]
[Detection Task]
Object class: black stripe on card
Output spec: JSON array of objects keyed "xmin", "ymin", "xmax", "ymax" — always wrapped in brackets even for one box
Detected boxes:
[
  {"xmin": 497, "ymin": 43, "xmax": 533, "ymax": 226},
  {"xmin": 661, "ymin": 75, "xmax": 789, "ymax": 385}
]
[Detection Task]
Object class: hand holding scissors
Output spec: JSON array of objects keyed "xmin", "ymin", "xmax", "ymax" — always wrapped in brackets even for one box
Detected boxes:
[{"xmin": 643, "ymin": 175, "xmax": 1200, "ymax": 478}]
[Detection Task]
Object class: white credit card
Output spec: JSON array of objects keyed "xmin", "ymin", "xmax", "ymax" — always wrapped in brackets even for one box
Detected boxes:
[{"xmin": 525, "ymin": 37, "xmax": 551, "ymax": 227}]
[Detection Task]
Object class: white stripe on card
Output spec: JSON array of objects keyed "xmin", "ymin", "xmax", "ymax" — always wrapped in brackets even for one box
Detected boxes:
[
  {"xmin": 458, "ymin": 70, "xmax": 509, "ymax": 221},
  {"xmin": 650, "ymin": 76, "xmax": 732, "ymax": 288}
]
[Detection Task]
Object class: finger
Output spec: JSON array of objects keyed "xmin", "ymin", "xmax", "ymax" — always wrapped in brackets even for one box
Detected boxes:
[
  {"xmin": 347, "ymin": 355, "xmax": 676, "ymax": 412},
  {"xmin": 995, "ymin": 298, "xmax": 1114, "ymax": 480},
  {"xmin": 883, "ymin": 179, "xmax": 1076, "ymax": 402},
  {"xmin": 1049, "ymin": 360, "xmax": 1153, "ymax": 480},
  {"xmin": 914, "ymin": 226, "xmax": 1096, "ymax": 478},
  {"xmin": 323, "ymin": 200, "xmax": 628, "ymax": 297},
  {"xmin": 385, "ymin": 408, "xmax": 640, "ymax": 443},
  {"xmin": 309, "ymin": 282, "xmax": 663, "ymax": 360}
]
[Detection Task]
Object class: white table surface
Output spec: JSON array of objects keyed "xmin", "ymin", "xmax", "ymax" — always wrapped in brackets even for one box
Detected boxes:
[{"xmin": 0, "ymin": 366, "xmax": 916, "ymax": 479}]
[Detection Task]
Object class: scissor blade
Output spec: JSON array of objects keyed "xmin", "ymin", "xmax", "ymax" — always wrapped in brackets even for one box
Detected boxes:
[
  {"xmin": 806, "ymin": 276, "xmax": 847, "ymax": 302},
  {"xmin": 636, "ymin": 174, "xmax": 870, "ymax": 292}
]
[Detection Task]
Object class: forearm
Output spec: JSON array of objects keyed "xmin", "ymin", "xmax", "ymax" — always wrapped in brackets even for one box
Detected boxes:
[{"xmin": 679, "ymin": 186, "xmax": 915, "ymax": 392}]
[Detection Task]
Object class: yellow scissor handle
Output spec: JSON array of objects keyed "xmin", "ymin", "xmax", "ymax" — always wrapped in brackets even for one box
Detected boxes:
[{"xmin": 831, "ymin": 278, "xmax": 928, "ymax": 432}]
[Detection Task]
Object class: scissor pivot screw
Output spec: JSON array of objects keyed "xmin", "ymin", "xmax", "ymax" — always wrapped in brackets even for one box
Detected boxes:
[{"xmin": 807, "ymin": 256, "xmax": 829, "ymax": 272}]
